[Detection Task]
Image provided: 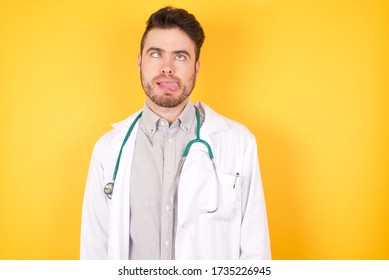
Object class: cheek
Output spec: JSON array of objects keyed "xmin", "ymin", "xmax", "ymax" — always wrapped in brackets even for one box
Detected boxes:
[
  {"xmin": 141, "ymin": 62, "xmax": 159, "ymax": 79},
  {"xmin": 180, "ymin": 65, "xmax": 197, "ymax": 80}
]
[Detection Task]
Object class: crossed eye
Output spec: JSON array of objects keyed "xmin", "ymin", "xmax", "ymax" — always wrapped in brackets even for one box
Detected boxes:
[{"xmin": 150, "ymin": 52, "xmax": 187, "ymax": 61}]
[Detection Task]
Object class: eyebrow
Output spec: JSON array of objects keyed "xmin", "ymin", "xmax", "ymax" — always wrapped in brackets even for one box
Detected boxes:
[{"xmin": 146, "ymin": 47, "xmax": 191, "ymax": 58}]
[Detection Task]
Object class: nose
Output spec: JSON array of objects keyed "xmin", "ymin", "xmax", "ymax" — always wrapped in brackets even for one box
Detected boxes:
[
  {"xmin": 161, "ymin": 66, "xmax": 173, "ymax": 75},
  {"xmin": 161, "ymin": 58, "xmax": 174, "ymax": 75}
]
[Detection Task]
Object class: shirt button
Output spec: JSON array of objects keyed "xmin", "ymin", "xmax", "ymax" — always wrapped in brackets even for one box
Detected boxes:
[
  {"xmin": 166, "ymin": 204, "xmax": 171, "ymax": 211},
  {"xmin": 164, "ymin": 241, "xmax": 170, "ymax": 247},
  {"xmin": 168, "ymin": 138, "xmax": 173, "ymax": 144}
]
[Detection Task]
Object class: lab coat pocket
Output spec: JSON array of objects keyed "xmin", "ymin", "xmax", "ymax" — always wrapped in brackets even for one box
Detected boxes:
[{"xmin": 206, "ymin": 172, "xmax": 241, "ymax": 221}]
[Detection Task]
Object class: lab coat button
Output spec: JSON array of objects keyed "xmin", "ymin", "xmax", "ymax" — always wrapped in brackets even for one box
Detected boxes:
[
  {"xmin": 164, "ymin": 241, "xmax": 170, "ymax": 247},
  {"xmin": 165, "ymin": 205, "xmax": 171, "ymax": 211}
]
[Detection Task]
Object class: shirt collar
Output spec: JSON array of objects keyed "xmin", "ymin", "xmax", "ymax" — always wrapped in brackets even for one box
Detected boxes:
[
  {"xmin": 140, "ymin": 103, "xmax": 159, "ymax": 137},
  {"xmin": 177, "ymin": 100, "xmax": 195, "ymax": 134},
  {"xmin": 140, "ymin": 100, "xmax": 196, "ymax": 137}
]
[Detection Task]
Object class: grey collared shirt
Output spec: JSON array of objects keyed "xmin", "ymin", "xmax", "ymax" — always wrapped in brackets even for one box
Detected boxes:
[{"xmin": 129, "ymin": 101, "xmax": 196, "ymax": 260}]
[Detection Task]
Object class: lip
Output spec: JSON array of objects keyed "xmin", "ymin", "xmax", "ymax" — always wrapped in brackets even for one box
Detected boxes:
[
  {"xmin": 155, "ymin": 78, "xmax": 179, "ymax": 84},
  {"xmin": 155, "ymin": 78, "xmax": 180, "ymax": 92}
]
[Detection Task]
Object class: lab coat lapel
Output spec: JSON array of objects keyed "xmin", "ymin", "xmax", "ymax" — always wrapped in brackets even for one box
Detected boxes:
[
  {"xmin": 107, "ymin": 111, "xmax": 141, "ymax": 259},
  {"xmin": 196, "ymin": 102, "xmax": 229, "ymax": 148},
  {"xmin": 182, "ymin": 102, "xmax": 229, "ymax": 170}
]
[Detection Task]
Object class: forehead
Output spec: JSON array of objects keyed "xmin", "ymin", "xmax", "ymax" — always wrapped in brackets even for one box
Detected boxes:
[{"xmin": 142, "ymin": 28, "xmax": 196, "ymax": 55}]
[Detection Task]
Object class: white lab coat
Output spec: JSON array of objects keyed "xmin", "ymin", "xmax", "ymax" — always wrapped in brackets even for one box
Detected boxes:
[{"xmin": 80, "ymin": 102, "xmax": 271, "ymax": 259}]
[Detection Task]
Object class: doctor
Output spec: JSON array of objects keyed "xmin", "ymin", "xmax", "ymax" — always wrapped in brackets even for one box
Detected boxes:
[{"xmin": 80, "ymin": 6, "xmax": 271, "ymax": 260}]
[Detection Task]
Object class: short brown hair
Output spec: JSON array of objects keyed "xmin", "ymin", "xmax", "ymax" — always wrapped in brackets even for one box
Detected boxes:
[{"xmin": 140, "ymin": 6, "xmax": 205, "ymax": 61}]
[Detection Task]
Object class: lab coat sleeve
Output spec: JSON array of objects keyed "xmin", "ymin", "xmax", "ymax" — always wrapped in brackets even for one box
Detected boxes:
[
  {"xmin": 240, "ymin": 136, "xmax": 271, "ymax": 259},
  {"xmin": 80, "ymin": 135, "xmax": 110, "ymax": 259}
]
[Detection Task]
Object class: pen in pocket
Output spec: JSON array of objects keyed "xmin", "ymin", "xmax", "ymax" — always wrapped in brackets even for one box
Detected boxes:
[{"xmin": 233, "ymin": 173, "xmax": 240, "ymax": 188}]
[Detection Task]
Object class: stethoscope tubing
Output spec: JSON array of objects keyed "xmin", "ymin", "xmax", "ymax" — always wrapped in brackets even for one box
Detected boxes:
[{"xmin": 103, "ymin": 106, "xmax": 221, "ymax": 213}]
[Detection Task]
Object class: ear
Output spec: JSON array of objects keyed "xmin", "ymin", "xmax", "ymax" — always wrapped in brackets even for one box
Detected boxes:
[
  {"xmin": 138, "ymin": 54, "xmax": 142, "ymax": 72},
  {"xmin": 195, "ymin": 60, "xmax": 200, "ymax": 75}
]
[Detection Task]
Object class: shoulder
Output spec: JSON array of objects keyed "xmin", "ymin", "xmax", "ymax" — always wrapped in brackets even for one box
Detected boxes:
[
  {"xmin": 198, "ymin": 102, "xmax": 255, "ymax": 143},
  {"xmin": 92, "ymin": 110, "xmax": 142, "ymax": 156}
]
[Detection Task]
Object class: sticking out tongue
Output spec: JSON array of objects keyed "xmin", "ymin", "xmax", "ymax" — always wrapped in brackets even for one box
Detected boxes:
[{"xmin": 158, "ymin": 81, "xmax": 179, "ymax": 92}]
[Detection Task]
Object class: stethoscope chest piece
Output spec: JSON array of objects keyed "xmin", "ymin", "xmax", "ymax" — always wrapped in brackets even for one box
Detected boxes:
[{"xmin": 104, "ymin": 182, "xmax": 114, "ymax": 199}]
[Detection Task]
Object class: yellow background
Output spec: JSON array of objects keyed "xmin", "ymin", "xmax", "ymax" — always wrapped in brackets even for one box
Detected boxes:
[{"xmin": 0, "ymin": 0, "xmax": 388, "ymax": 259}]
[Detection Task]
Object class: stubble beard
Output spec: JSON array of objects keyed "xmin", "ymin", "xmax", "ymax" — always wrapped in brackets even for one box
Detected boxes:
[{"xmin": 141, "ymin": 72, "xmax": 196, "ymax": 108}]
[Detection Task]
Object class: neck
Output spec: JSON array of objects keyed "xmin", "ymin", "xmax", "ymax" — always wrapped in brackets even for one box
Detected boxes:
[{"xmin": 146, "ymin": 98, "xmax": 189, "ymax": 126}]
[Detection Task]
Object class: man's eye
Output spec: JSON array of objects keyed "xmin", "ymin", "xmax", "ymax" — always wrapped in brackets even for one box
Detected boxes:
[
  {"xmin": 151, "ymin": 52, "xmax": 161, "ymax": 58},
  {"xmin": 176, "ymin": 54, "xmax": 186, "ymax": 61}
]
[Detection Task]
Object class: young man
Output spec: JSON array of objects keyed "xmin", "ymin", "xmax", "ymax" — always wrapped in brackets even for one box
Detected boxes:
[{"xmin": 80, "ymin": 6, "xmax": 271, "ymax": 260}]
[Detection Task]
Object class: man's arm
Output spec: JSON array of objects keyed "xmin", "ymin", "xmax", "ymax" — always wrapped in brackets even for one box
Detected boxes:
[
  {"xmin": 239, "ymin": 136, "xmax": 271, "ymax": 259},
  {"xmin": 80, "ymin": 137, "xmax": 110, "ymax": 259}
]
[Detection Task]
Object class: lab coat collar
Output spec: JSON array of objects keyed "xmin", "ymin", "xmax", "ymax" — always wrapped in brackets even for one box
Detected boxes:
[
  {"xmin": 111, "ymin": 109, "xmax": 142, "ymax": 131},
  {"xmin": 111, "ymin": 101, "xmax": 229, "ymax": 135},
  {"xmin": 194, "ymin": 102, "xmax": 229, "ymax": 134}
]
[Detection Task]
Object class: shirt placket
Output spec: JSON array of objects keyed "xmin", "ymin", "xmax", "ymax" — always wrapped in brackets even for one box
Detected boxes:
[{"xmin": 160, "ymin": 120, "xmax": 177, "ymax": 260}]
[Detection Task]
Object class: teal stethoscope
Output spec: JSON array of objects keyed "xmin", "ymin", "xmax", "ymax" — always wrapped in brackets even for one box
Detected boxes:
[{"xmin": 103, "ymin": 106, "xmax": 222, "ymax": 213}]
